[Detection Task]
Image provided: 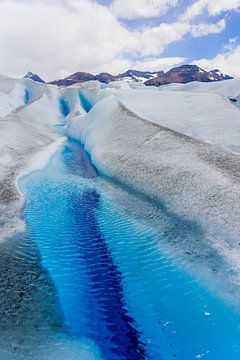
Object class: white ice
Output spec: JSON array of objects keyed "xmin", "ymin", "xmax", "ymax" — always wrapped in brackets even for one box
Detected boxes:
[
  {"xmin": 0, "ymin": 75, "xmax": 104, "ymax": 360},
  {"xmin": 0, "ymin": 75, "xmax": 62, "ymax": 241},
  {"xmin": 66, "ymin": 81, "xmax": 240, "ymax": 303},
  {"xmin": 2, "ymin": 73, "xmax": 240, "ymax": 306}
]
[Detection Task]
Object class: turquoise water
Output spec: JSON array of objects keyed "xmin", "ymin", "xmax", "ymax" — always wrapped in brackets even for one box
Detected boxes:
[{"xmin": 19, "ymin": 139, "xmax": 240, "ymax": 359}]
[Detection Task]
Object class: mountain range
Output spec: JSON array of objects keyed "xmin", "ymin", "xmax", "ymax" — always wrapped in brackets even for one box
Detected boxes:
[{"xmin": 24, "ymin": 65, "xmax": 233, "ymax": 87}]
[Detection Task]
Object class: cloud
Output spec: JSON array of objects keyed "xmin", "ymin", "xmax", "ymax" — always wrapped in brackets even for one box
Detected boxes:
[
  {"xmin": 190, "ymin": 19, "xmax": 226, "ymax": 37},
  {"xmin": 192, "ymin": 41, "xmax": 240, "ymax": 77},
  {"xmin": 132, "ymin": 20, "xmax": 225, "ymax": 57},
  {"xmin": 110, "ymin": 0, "xmax": 178, "ymax": 19},
  {"xmin": 183, "ymin": 0, "xmax": 240, "ymax": 21},
  {"xmin": 0, "ymin": 0, "xmax": 229, "ymax": 79},
  {"xmin": 133, "ymin": 22, "xmax": 190, "ymax": 57},
  {"xmin": 207, "ymin": 0, "xmax": 240, "ymax": 15},
  {"xmin": 0, "ymin": 0, "xmax": 129, "ymax": 79}
]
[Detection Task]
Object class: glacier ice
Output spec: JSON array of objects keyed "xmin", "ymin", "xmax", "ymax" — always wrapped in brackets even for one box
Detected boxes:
[
  {"xmin": 66, "ymin": 83, "xmax": 240, "ymax": 303},
  {"xmin": 1, "ymin": 73, "xmax": 240, "ymax": 306},
  {"xmin": 0, "ymin": 76, "xmax": 62, "ymax": 241}
]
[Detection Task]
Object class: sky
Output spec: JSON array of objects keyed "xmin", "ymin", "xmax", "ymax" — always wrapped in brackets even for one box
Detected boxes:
[{"xmin": 0, "ymin": 0, "xmax": 239, "ymax": 80}]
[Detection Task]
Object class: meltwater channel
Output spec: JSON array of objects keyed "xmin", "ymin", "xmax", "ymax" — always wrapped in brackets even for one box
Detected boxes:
[{"xmin": 5, "ymin": 139, "xmax": 240, "ymax": 359}]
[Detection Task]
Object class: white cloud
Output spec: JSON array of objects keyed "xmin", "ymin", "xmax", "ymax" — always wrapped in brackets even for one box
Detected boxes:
[
  {"xmin": 191, "ymin": 19, "xmax": 226, "ymax": 37},
  {"xmin": 0, "ymin": 0, "xmax": 229, "ymax": 79},
  {"xmin": 0, "ymin": 0, "xmax": 129, "ymax": 79},
  {"xmin": 183, "ymin": 0, "xmax": 240, "ymax": 21},
  {"xmin": 133, "ymin": 22, "xmax": 190, "ymax": 56},
  {"xmin": 206, "ymin": 0, "xmax": 240, "ymax": 16},
  {"xmin": 110, "ymin": 0, "xmax": 178, "ymax": 19},
  {"xmin": 132, "ymin": 20, "xmax": 225, "ymax": 57},
  {"xmin": 182, "ymin": 1, "xmax": 206, "ymax": 21},
  {"xmin": 192, "ymin": 43, "xmax": 240, "ymax": 77}
]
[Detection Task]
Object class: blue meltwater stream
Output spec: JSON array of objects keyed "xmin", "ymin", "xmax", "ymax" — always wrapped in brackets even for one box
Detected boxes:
[{"xmin": 16, "ymin": 139, "xmax": 240, "ymax": 359}]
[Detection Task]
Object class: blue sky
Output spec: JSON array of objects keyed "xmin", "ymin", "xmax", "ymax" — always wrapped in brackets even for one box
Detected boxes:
[
  {"xmin": 105, "ymin": 0, "xmax": 240, "ymax": 73},
  {"xmin": 0, "ymin": 0, "xmax": 239, "ymax": 79},
  {"xmin": 164, "ymin": 12, "xmax": 240, "ymax": 58}
]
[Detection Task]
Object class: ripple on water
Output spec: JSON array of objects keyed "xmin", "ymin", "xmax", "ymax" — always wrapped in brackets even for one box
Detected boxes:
[
  {"xmin": 8, "ymin": 139, "xmax": 240, "ymax": 360},
  {"xmin": 96, "ymin": 197, "xmax": 240, "ymax": 359}
]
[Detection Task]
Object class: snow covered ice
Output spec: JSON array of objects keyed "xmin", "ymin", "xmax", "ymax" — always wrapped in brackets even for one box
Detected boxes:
[
  {"xmin": 0, "ymin": 76, "xmax": 104, "ymax": 360},
  {"xmin": 0, "ymin": 76, "xmax": 62, "ymax": 241},
  {"xmin": 66, "ymin": 78, "xmax": 240, "ymax": 305},
  {"xmin": 2, "ymin": 74, "xmax": 240, "ymax": 357},
  {"xmin": 1, "ymin": 74, "xmax": 240, "ymax": 285}
]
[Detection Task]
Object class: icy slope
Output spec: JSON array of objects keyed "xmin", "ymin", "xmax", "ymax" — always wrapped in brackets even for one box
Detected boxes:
[
  {"xmin": 158, "ymin": 78, "xmax": 240, "ymax": 100},
  {"xmin": 67, "ymin": 96, "xmax": 240, "ymax": 295},
  {"xmin": 0, "ymin": 76, "xmax": 62, "ymax": 242},
  {"xmin": 67, "ymin": 96, "xmax": 240, "ymax": 238},
  {"xmin": 0, "ymin": 74, "xmax": 93, "ymax": 242},
  {"xmin": 90, "ymin": 85, "xmax": 240, "ymax": 154},
  {"xmin": 0, "ymin": 75, "xmax": 53, "ymax": 117},
  {"xmin": 2, "ymin": 73, "xmax": 240, "ymax": 299},
  {"xmin": 157, "ymin": 78, "xmax": 240, "ymax": 111}
]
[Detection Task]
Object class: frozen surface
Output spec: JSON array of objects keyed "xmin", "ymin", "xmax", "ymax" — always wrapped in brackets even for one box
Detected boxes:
[
  {"xmin": 19, "ymin": 140, "xmax": 240, "ymax": 359},
  {"xmin": 1, "ymin": 73, "xmax": 240, "ymax": 304},
  {"xmin": 158, "ymin": 78, "xmax": 240, "ymax": 100},
  {"xmin": 0, "ymin": 76, "xmax": 62, "ymax": 241},
  {"xmin": 67, "ymin": 96, "xmax": 240, "ymax": 302},
  {"xmin": 2, "ymin": 73, "xmax": 240, "ymax": 357},
  {"xmin": 94, "ymin": 85, "xmax": 240, "ymax": 154},
  {"xmin": 0, "ymin": 76, "xmax": 103, "ymax": 359}
]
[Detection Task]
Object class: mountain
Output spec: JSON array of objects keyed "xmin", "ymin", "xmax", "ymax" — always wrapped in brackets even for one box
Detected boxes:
[
  {"xmin": 49, "ymin": 71, "xmax": 119, "ymax": 86},
  {"xmin": 27, "ymin": 65, "xmax": 233, "ymax": 87},
  {"xmin": 49, "ymin": 69, "xmax": 166, "ymax": 86},
  {"xmin": 211, "ymin": 69, "xmax": 233, "ymax": 81},
  {"xmin": 24, "ymin": 71, "xmax": 45, "ymax": 83},
  {"xmin": 144, "ymin": 65, "xmax": 233, "ymax": 86},
  {"xmin": 50, "ymin": 72, "xmax": 95, "ymax": 86},
  {"xmin": 119, "ymin": 69, "xmax": 164, "ymax": 82},
  {"xmin": 95, "ymin": 72, "xmax": 119, "ymax": 83}
]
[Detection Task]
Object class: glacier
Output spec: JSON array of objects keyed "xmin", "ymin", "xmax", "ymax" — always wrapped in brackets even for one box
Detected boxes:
[
  {"xmin": 1, "ymin": 75, "xmax": 240, "ymax": 278},
  {"xmin": 0, "ymin": 76, "xmax": 63, "ymax": 242},
  {"xmin": 66, "ymin": 78, "xmax": 240, "ymax": 305},
  {"xmin": 1, "ymin": 74, "xmax": 240, "ymax": 357},
  {"xmin": 1, "ymin": 75, "xmax": 240, "ymax": 268},
  {"xmin": 0, "ymin": 76, "xmax": 104, "ymax": 359},
  {"xmin": 0, "ymin": 76, "xmax": 240, "ymax": 292}
]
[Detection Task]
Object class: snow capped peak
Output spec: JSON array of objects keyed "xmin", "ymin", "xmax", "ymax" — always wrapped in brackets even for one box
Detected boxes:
[
  {"xmin": 209, "ymin": 69, "xmax": 233, "ymax": 81},
  {"xmin": 24, "ymin": 72, "xmax": 45, "ymax": 83},
  {"xmin": 212, "ymin": 69, "xmax": 222, "ymax": 75}
]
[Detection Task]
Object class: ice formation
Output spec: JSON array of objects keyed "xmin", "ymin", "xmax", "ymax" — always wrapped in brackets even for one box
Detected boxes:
[
  {"xmin": 0, "ymin": 76, "xmax": 62, "ymax": 241},
  {"xmin": 1, "ymin": 74, "xmax": 240, "ymax": 297},
  {"xmin": 1, "ymin": 73, "xmax": 240, "ymax": 357},
  {"xmin": 66, "ymin": 78, "xmax": 240, "ymax": 297}
]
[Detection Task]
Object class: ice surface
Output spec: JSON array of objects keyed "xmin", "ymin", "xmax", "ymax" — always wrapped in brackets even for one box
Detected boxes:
[
  {"xmin": 92, "ymin": 85, "xmax": 240, "ymax": 154},
  {"xmin": 67, "ymin": 95, "xmax": 240, "ymax": 298},
  {"xmin": 157, "ymin": 78, "xmax": 240, "ymax": 112},
  {"xmin": 2, "ymin": 72, "xmax": 240, "ymax": 304},
  {"xmin": 0, "ymin": 76, "xmax": 62, "ymax": 241},
  {"xmin": 20, "ymin": 144, "xmax": 240, "ymax": 358},
  {"xmin": 158, "ymin": 78, "xmax": 240, "ymax": 99}
]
